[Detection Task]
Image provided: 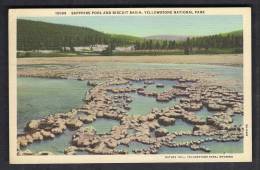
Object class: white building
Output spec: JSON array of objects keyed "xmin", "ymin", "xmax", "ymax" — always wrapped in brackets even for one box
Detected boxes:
[
  {"xmin": 92, "ymin": 44, "xmax": 108, "ymax": 52},
  {"xmin": 73, "ymin": 46, "xmax": 91, "ymax": 51},
  {"xmin": 72, "ymin": 44, "xmax": 108, "ymax": 52},
  {"xmin": 114, "ymin": 45, "xmax": 135, "ymax": 52},
  {"xmin": 62, "ymin": 47, "xmax": 72, "ymax": 51},
  {"xmin": 17, "ymin": 50, "xmax": 59, "ymax": 53}
]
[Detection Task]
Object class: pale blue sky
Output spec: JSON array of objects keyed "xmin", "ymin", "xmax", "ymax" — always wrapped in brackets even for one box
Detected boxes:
[{"xmin": 21, "ymin": 15, "xmax": 242, "ymax": 37}]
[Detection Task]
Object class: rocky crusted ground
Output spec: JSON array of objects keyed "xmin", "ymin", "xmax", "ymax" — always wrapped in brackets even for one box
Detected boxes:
[
  {"xmin": 17, "ymin": 63, "xmax": 242, "ymax": 91},
  {"xmin": 17, "ymin": 73, "xmax": 244, "ymax": 155}
]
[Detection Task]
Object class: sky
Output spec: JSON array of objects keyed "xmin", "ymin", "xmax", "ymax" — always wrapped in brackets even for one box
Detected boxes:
[{"xmin": 21, "ymin": 15, "xmax": 242, "ymax": 37}]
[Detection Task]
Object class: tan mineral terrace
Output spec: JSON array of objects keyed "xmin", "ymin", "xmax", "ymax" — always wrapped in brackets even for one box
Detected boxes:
[
  {"xmin": 17, "ymin": 54, "xmax": 243, "ymax": 66},
  {"xmin": 17, "ymin": 77, "xmax": 244, "ymax": 155},
  {"xmin": 16, "ymin": 54, "xmax": 244, "ymax": 155}
]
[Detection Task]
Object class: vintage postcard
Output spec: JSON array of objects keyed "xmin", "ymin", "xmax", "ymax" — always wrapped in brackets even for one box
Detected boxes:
[{"xmin": 9, "ymin": 8, "xmax": 252, "ymax": 163}]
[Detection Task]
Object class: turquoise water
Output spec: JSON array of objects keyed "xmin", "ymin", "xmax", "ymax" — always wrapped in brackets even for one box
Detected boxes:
[
  {"xmin": 144, "ymin": 80, "xmax": 177, "ymax": 93},
  {"xmin": 20, "ymin": 119, "xmax": 119, "ymax": 154},
  {"xmin": 161, "ymin": 119, "xmax": 194, "ymax": 133},
  {"xmin": 194, "ymin": 106, "xmax": 215, "ymax": 120},
  {"xmin": 201, "ymin": 140, "xmax": 243, "ymax": 153},
  {"xmin": 17, "ymin": 77, "xmax": 88, "ymax": 129},
  {"xmin": 21, "ymin": 129, "xmax": 74, "ymax": 154},
  {"xmin": 17, "ymin": 63, "xmax": 243, "ymax": 154},
  {"xmin": 126, "ymin": 80, "xmax": 178, "ymax": 115},
  {"xmin": 127, "ymin": 129, "xmax": 136, "ymax": 135},
  {"xmin": 98, "ymin": 62, "xmax": 243, "ymax": 91},
  {"xmin": 232, "ymin": 114, "xmax": 243, "ymax": 126},
  {"xmin": 86, "ymin": 118, "xmax": 120, "ymax": 134},
  {"xmin": 158, "ymin": 140, "xmax": 243, "ymax": 154},
  {"xmin": 173, "ymin": 135, "xmax": 209, "ymax": 143},
  {"xmin": 128, "ymin": 93, "xmax": 177, "ymax": 115},
  {"xmin": 116, "ymin": 141, "xmax": 151, "ymax": 154},
  {"xmin": 111, "ymin": 79, "xmax": 177, "ymax": 93}
]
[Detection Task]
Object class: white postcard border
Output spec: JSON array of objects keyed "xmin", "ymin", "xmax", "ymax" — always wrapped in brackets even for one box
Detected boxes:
[{"xmin": 9, "ymin": 7, "xmax": 252, "ymax": 164}]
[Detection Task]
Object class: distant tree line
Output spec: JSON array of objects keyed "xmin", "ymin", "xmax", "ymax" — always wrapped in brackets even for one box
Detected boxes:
[
  {"xmin": 134, "ymin": 33, "xmax": 243, "ymax": 54},
  {"xmin": 17, "ymin": 19, "xmax": 243, "ymax": 54}
]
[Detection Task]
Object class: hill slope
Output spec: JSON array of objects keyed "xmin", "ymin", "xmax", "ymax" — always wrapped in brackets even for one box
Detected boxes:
[
  {"xmin": 17, "ymin": 19, "xmax": 140, "ymax": 51},
  {"xmin": 17, "ymin": 19, "xmax": 243, "ymax": 55},
  {"xmin": 144, "ymin": 35, "xmax": 189, "ymax": 41}
]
